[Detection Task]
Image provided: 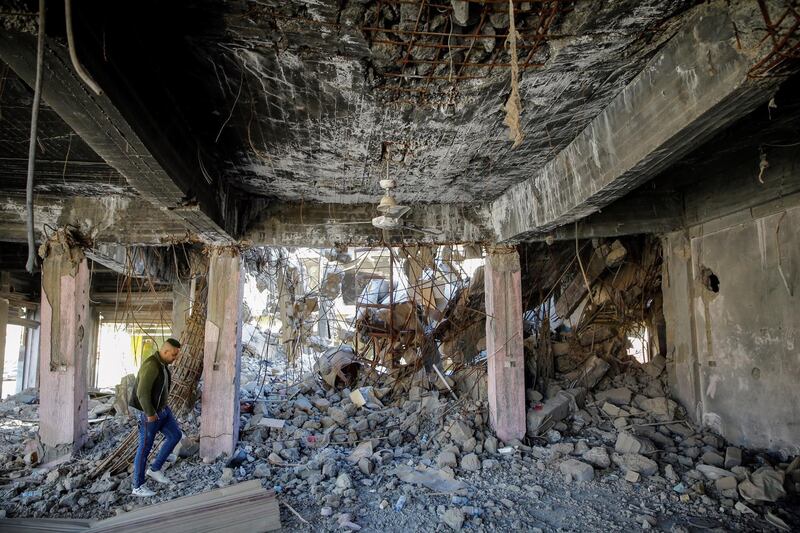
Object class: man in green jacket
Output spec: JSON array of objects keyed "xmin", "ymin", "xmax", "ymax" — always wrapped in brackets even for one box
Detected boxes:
[{"xmin": 129, "ymin": 338, "xmax": 182, "ymax": 497}]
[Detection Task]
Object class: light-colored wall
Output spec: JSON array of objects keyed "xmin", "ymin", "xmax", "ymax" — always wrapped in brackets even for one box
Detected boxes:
[{"xmin": 662, "ymin": 204, "xmax": 800, "ymax": 455}]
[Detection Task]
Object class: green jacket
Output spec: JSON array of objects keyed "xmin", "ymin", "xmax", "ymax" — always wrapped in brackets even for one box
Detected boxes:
[{"xmin": 129, "ymin": 352, "xmax": 172, "ymax": 416}]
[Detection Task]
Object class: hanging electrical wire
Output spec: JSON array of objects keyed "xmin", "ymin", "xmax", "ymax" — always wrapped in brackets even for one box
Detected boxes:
[
  {"xmin": 64, "ymin": 0, "xmax": 102, "ymax": 95},
  {"xmin": 24, "ymin": 0, "xmax": 45, "ymax": 274}
]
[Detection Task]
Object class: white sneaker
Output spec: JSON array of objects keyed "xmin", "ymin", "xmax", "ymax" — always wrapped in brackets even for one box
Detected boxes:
[
  {"xmin": 132, "ymin": 484, "xmax": 156, "ymax": 497},
  {"xmin": 146, "ymin": 468, "xmax": 170, "ymax": 485}
]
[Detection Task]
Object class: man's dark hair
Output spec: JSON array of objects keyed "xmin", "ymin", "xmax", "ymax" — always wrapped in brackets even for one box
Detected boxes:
[{"xmin": 165, "ymin": 338, "xmax": 181, "ymax": 349}]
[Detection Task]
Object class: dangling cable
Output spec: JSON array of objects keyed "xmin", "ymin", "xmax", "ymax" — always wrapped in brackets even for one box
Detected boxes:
[
  {"xmin": 25, "ymin": 0, "xmax": 45, "ymax": 274},
  {"xmin": 65, "ymin": 0, "xmax": 102, "ymax": 95}
]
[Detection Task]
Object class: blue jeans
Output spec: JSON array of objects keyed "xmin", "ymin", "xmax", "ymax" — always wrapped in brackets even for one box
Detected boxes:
[{"xmin": 132, "ymin": 406, "xmax": 182, "ymax": 488}]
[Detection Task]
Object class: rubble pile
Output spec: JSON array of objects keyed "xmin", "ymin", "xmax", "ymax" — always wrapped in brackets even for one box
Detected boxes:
[
  {"xmin": 526, "ymin": 354, "xmax": 798, "ymax": 515},
  {"xmin": 514, "ymin": 236, "xmax": 799, "ymax": 530},
  {"xmin": 1, "ymin": 339, "xmax": 797, "ymax": 531},
  {"xmin": 0, "ymin": 242, "xmax": 798, "ymax": 530}
]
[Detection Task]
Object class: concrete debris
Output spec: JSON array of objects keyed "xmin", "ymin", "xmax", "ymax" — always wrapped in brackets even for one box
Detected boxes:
[
  {"xmin": 393, "ymin": 466, "xmax": 466, "ymax": 493},
  {"xmin": 349, "ymin": 387, "xmax": 383, "ymax": 409},
  {"xmin": 696, "ymin": 464, "xmax": 735, "ymax": 481},
  {"xmin": 316, "ymin": 346, "xmax": 360, "ymax": 389},
  {"xmin": 440, "ymin": 507, "xmax": 465, "ymax": 531},
  {"xmin": 724, "ymin": 446, "xmax": 742, "ymax": 469},
  {"xmin": 582, "ymin": 447, "xmax": 611, "ymax": 469},
  {"xmin": 624, "ymin": 470, "xmax": 640, "ymax": 483},
  {"xmin": 335, "ymin": 472, "xmax": 354, "ymax": 490},
  {"xmin": 642, "ymin": 354, "xmax": 667, "ymax": 378},
  {"xmin": 560, "ymin": 459, "xmax": 594, "ymax": 482},
  {"xmin": 636, "ymin": 396, "xmax": 677, "ymax": 422},
  {"xmin": 614, "ymin": 431, "xmax": 655, "ymax": 455},
  {"xmin": 437, "ymin": 451, "xmax": 458, "ymax": 468},
  {"xmin": 526, "ymin": 388, "xmax": 585, "ymax": 436},
  {"xmin": 258, "ymin": 417, "xmax": 286, "ymax": 429},
  {"xmin": 701, "ymin": 451, "xmax": 725, "ymax": 467},
  {"xmin": 603, "ymin": 240, "xmax": 627, "ymax": 268},
  {"xmin": 737, "ymin": 467, "xmax": 786, "ymax": 504},
  {"xmin": 594, "ymin": 387, "xmax": 632, "ymax": 406},
  {"xmin": 564, "ymin": 356, "xmax": 610, "ymax": 390},
  {"xmin": 0, "ymin": 241, "xmax": 793, "ymax": 533},
  {"xmin": 347, "ymin": 441, "xmax": 373, "ymax": 463},
  {"xmin": 612, "ymin": 453, "xmax": 658, "ymax": 477},
  {"xmin": 460, "ymin": 453, "xmax": 481, "ymax": 472}
]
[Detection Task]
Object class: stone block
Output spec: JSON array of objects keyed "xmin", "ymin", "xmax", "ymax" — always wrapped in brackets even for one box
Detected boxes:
[
  {"xmin": 437, "ymin": 451, "xmax": 458, "ymax": 468},
  {"xmin": 582, "ymin": 447, "xmax": 611, "ymax": 469},
  {"xmin": 612, "ymin": 453, "xmax": 658, "ymax": 476},
  {"xmin": 625, "ymin": 470, "xmax": 641, "ymax": 483},
  {"xmin": 696, "ymin": 464, "xmax": 735, "ymax": 481},
  {"xmin": 637, "ymin": 396, "xmax": 677, "ymax": 422},
  {"xmin": 460, "ymin": 453, "xmax": 481, "ymax": 471},
  {"xmin": 448, "ymin": 420, "xmax": 473, "ymax": 445},
  {"xmin": 643, "ymin": 354, "xmax": 666, "ymax": 378},
  {"xmin": 526, "ymin": 388, "xmax": 586, "ymax": 436},
  {"xmin": 615, "ymin": 431, "xmax": 655, "ymax": 454},
  {"xmin": 595, "ymin": 387, "xmax": 632, "ymax": 406},
  {"xmin": 560, "ymin": 459, "xmax": 595, "ymax": 481},
  {"xmin": 702, "ymin": 451, "xmax": 725, "ymax": 467},
  {"xmin": 724, "ymin": 447, "xmax": 742, "ymax": 469}
]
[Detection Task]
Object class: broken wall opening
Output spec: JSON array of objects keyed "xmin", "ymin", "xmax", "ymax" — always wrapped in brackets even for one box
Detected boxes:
[
  {"xmin": 241, "ymin": 244, "xmax": 488, "ymax": 399},
  {"xmin": 518, "ymin": 235, "xmax": 665, "ymax": 401}
]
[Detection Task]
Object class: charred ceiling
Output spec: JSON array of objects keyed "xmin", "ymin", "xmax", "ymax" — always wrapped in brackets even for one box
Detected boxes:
[
  {"xmin": 1, "ymin": 0, "xmax": 796, "ymax": 247},
  {"xmin": 205, "ymin": 0, "xmax": 695, "ymax": 204},
  {"xmin": 1, "ymin": 0, "xmax": 696, "ymax": 210}
]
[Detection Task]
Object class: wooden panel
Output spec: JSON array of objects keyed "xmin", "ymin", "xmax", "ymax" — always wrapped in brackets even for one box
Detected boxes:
[{"xmin": 88, "ymin": 480, "xmax": 280, "ymax": 533}]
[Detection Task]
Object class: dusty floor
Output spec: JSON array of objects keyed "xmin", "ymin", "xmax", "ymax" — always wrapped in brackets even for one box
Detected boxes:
[{"xmin": 1, "ymin": 348, "xmax": 798, "ymax": 532}]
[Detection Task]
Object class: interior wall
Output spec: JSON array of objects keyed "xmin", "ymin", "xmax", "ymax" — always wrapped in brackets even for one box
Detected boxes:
[{"xmin": 663, "ymin": 203, "xmax": 800, "ymax": 454}]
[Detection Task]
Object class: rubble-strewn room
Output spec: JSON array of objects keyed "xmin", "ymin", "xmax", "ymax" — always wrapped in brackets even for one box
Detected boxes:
[{"xmin": 0, "ymin": 0, "xmax": 799, "ymax": 531}]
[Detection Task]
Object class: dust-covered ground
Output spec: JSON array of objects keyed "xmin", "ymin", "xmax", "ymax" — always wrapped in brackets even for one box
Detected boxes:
[{"xmin": 1, "ymin": 350, "xmax": 797, "ymax": 532}]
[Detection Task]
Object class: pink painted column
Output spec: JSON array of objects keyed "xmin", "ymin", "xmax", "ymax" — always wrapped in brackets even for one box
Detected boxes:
[
  {"xmin": 484, "ymin": 246, "xmax": 526, "ymax": 443},
  {"xmin": 38, "ymin": 232, "xmax": 90, "ymax": 460},
  {"xmin": 200, "ymin": 248, "xmax": 244, "ymax": 460}
]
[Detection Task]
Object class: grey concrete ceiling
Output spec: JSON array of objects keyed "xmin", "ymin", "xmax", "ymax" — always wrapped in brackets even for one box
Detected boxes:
[
  {"xmin": 207, "ymin": 0, "xmax": 693, "ymax": 204},
  {"xmin": 6, "ymin": 0, "xmax": 794, "ymax": 247}
]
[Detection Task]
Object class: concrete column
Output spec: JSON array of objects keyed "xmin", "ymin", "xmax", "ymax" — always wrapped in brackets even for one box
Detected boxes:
[
  {"xmin": 200, "ymin": 248, "xmax": 244, "ymax": 460},
  {"xmin": 484, "ymin": 247, "xmax": 526, "ymax": 442},
  {"xmin": 23, "ymin": 309, "xmax": 40, "ymax": 390},
  {"xmin": 0, "ymin": 297, "xmax": 7, "ymax": 398},
  {"xmin": 38, "ymin": 233, "xmax": 90, "ymax": 460},
  {"xmin": 84, "ymin": 308, "xmax": 100, "ymax": 389},
  {"xmin": 172, "ymin": 281, "xmax": 191, "ymax": 340}
]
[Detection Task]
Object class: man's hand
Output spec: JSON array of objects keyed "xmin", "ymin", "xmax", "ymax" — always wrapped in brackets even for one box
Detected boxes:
[{"xmin": 147, "ymin": 415, "xmax": 158, "ymax": 422}]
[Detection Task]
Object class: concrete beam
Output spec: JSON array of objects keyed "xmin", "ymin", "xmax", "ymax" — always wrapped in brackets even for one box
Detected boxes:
[
  {"xmin": 484, "ymin": 247, "xmax": 526, "ymax": 442},
  {"xmin": 85, "ymin": 244, "xmax": 175, "ymax": 285},
  {"xmin": 529, "ymin": 191, "xmax": 684, "ymax": 242},
  {"xmin": 490, "ymin": 1, "xmax": 785, "ymax": 243},
  {"xmin": 38, "ymin": 231, "xmax": 90, "ymax": 460},
  {"xmin": 244, "ymin": 202, "xmax": 494, "ymax": 246},
  {"xmin": 0, "ymin": 194, "xmax": 190, "ymax": 245},
  {"xmin": 0, "ymin": 32, "xmax": 232, "ymax": 243},
  {"xmin": 200, "ymin": 248, "xmax": 244, "ymax": 460}
]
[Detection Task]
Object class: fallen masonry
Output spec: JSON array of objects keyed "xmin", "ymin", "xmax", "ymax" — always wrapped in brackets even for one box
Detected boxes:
[{"xmin": 0, "ymin": 333, "xmax": 798, "ymax": 532}]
